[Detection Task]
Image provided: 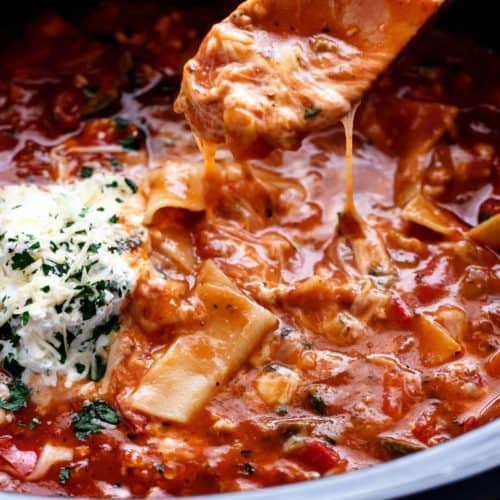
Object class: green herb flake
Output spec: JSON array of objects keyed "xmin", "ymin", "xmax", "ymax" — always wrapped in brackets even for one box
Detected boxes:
[
  {"xmin": 42, "ymin": 260, "xmax": 69, "ymax": 277},
  {"xmin": 155, "ymin": 463, "xmax": 165, "ymax": 474},
  {"xmin": 72, "ymin": 400, "xmax": 120, "ymax": 440},
  {"xmin": 309, "ymin": 391, "xmax": 327, "ymax": 415},
  {"xmin": 11, "ymin": 250, "xmax": 35, "ymax": 270},
  {"xmin": 304, "ymin": 108, "xmax": 322, "ymax": 119},
  {"xmin": 59, "ymin": 466, "xmax": 72, "ymax": 484},
  {"xmin": 119, "ymin": 135, "xmax": 141, "ymax": 151},
  {"xmin": 21, "ymin": 311, "xmax": 30, "ymax": 326},
  {"xmin": 113, "ymin": 116, "xmax": 129, "ymax": 130},
  {"xmin": 124, "ymin": 178, "xmax": 138, "ymax": 193},
  {"xmin": 79, "ymin": 166, "xmax": 94, "ymax": 178},
  {"xmin": 109, "ymin": 215, "xmax": 119, "ymax": 224},
  {"xmin": 0, "ymin": 378, "xmax": 30, "ymax": 411},
  {"xmin": 88, "ymin": 243, "xmax": 101, "ymax": 253},
  {"xmin": 75, "ymin": 363, "xmax": 86, "ymax": 374}
]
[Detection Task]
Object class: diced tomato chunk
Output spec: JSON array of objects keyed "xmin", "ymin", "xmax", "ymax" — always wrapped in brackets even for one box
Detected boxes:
[
  {"xmin": 389, "ymin": 291, "xmax": 413, "ymax": 324},
  {"xmin": 292, "ymin": 441, "xmax": 341, "ymax": 474},
  {"xmin": 0, "ymin": 436, "xmax": 38, "ymax": 476},
  {"xmin": 414, "ymin": 256, "xmax": 454, "ymax": 304},
  {"xmin": 382, "ymin": 370, "xmax": 406, "ymax": 419}
]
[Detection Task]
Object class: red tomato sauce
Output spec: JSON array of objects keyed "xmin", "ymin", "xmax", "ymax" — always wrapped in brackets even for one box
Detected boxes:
[{"xmin": 0, "ymin": 1, "xmax": 499, "ymax": 497}]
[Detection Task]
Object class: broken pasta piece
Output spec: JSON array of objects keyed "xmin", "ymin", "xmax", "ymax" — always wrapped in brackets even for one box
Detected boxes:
[{"xmin": 129, "ymin": 261, "xmax": 278, "ymax": 423}]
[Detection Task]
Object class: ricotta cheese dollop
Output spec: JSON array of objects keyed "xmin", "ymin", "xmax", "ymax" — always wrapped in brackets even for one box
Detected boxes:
[{"xmin": 0, "ymin": 173, "xmax": 144, "ymax": 386}]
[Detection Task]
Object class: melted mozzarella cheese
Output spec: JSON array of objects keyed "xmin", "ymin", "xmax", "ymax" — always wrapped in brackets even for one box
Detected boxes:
[{"xmin": 0, "ymin": 173, "xmax": 145, "ymax": 386}]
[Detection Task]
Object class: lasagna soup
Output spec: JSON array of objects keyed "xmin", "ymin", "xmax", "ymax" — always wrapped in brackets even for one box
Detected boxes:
[{"xmin": 0, "ymin": 1, "xmax": 499, "ymax": 497}]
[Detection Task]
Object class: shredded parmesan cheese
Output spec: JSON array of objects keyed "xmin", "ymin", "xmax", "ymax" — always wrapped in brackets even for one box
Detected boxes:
[{"xmin": 0, "ymin": 173, "xmax": 144, "ymax": 386}]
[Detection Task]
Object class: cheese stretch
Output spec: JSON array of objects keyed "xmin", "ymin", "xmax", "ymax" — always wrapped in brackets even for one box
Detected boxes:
[{"xmin": 0, "ymin": 173, "xmax": 143, "ymax": 386}]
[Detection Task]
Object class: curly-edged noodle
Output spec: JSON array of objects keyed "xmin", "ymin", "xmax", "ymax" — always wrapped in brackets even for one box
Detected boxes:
[
  {"xmin": 129, "ymin": 261, "xmax": 278, "ymax": 423},
  {"xmin": 416, "ymin": 314, "xmax": 462, "ymax": 367},
  {"xmin": 467, "ymin": 214, "xmax": 500, "ymax": 250},
  {"xmin": 402, "ymin": 194, "xmax": 459, "ymax": 236},
  {"xmin": 392, "ymin": 102, "xmax": 457, "ymax": 207},
  {"xmin": 175, "ymin": 0, "xmax": 447, "ymax": 159},
  {"xmin": 144, "ymin": 161, "xmax": 205, "ymax": 224},
  {"xmin": 27, "ymin": 444, "xmax": 73, "ymax": 480}
]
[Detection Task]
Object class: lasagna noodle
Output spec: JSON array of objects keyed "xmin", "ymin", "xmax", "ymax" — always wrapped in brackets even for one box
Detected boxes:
[
  {"xmin": 144, "ymin": 161, "xmax": 206, "ymax": 224},
  {"xmin": 416, "ymin": 314, "xmax": 463, "ymax": 367},
  {"xmin": 27, "ymin": 445, "xmax": 73, "ymax": 481},
  {"xmin": 402, "ymin": 194, "xmax": 460, "ymax": 236},
  {"xmin": 129, "ymin": 261, "xmax": 278, "ymax": 423},
  {"xmin": 175, "ymin": 0, "xmax": 447, "ymax": 158},
  {"xmin": 467, "ymin": 213, "xmax": 500, "ymax": 249}
]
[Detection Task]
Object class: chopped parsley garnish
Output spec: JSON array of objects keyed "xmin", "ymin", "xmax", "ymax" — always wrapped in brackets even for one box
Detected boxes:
[
  {"xmin": 11, "ymin": 250, "xmax": 35, "ymax": 270},
  {"xmin": 2, "ymin": 355, "xmax": 24, "ymax": 378},
  {"xmin": 119, "ymin": 135, "xmax": 141, "ymax": 151},
  {"xmin": 0, "ymin": 378, "xmax": 30, "ymax": 411},
  {"xmin": 79, "ymin": 165, "xmax": 94, "ymax": 178},
  {"xmin": 88, "ymin": 243, "xmax": 101, "ymax": 253},
  {"xmin": 309, "ymin": 391, "xmax": 327, "ymax": 415},
  {"xmin": 304, "ymin": 108, "xmax": 322, "ymax": 119},
  {"xmin": 109, "ymin": 214, "xmax": 119, "ymax": 224},
  {"xmin": 155, "ymin": 463, "xmax": 165, "ymax": 474},
  {"xmin": 79, "ymin": 297, "xmax": 97, "ymax": 320},
  {"xmin": 75, "ymin": 363, "xmax": 86, "ymax": 374},
  {"xmin": 72, "ymin": 400, "xmax": 120, "ymax": 440},
  {"xmin": 42, "ymin": 260, "xmax": 69, "ymax": 277},
  {"xmin": 113, "ymin": 116, "xmax": 129, "ymax": 130},
  {"xmin": 21, "ymin": 311, "xmax": 30, "ymax": 325},
  {"xmin": 92, "ymin": 314, "xmax": 120, "ymax": 340},
  {"xmin": 124, "ymin": 178, "xmax": 138, "ymax": 193},
  {"xmin": 59, "ymin": 466, "xmax": 72, "ymax": 484}
]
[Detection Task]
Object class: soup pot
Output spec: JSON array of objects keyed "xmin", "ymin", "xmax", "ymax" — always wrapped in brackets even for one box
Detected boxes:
[{"xmin": 0, "ymin": 0, "xmax": 498, "ymax": 498}]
